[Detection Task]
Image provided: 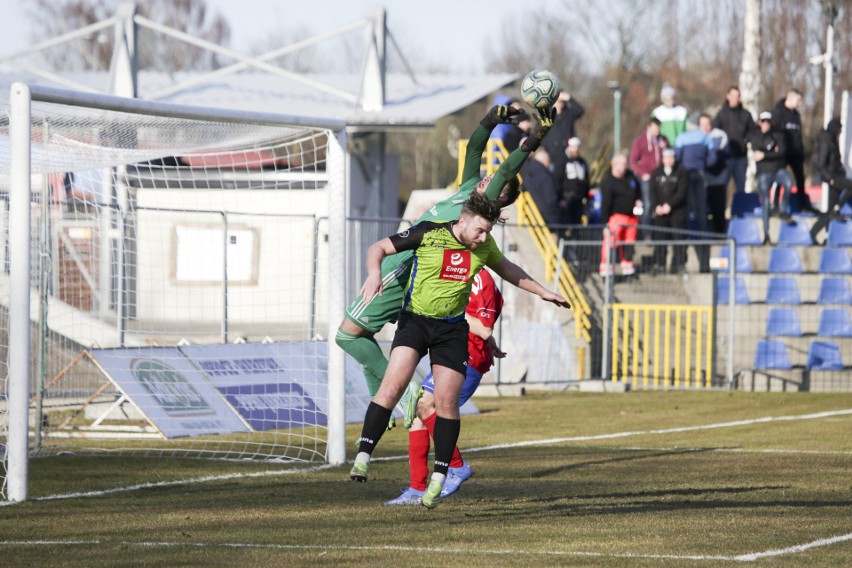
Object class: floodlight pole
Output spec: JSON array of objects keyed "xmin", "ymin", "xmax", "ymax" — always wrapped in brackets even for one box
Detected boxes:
[{"xmin": 608, "ymin": 82, "xmax": 622, "ymax": 154}]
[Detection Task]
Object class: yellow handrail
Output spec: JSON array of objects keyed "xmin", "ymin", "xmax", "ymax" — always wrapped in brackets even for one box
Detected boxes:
[
  {"xmin": 610, "ymin": 303, "xmax": 714, "ymax": 390},
  {"xmin": 457, "ymin": 138, "xmax": 593, "ymax": 342}
]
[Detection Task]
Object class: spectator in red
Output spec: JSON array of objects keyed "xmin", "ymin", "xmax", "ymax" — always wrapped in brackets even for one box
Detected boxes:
[
  {"xmin": 599, "ymin": 154, "xmax": 642, "ymax": 277},
  {"xmin": 629, "ymin": 116, "xmax": 668, "ymax": 231}
]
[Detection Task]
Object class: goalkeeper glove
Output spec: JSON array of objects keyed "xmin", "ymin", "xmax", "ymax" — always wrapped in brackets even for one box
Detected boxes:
[
  {"xmin": 520, "ymin": 107, "xmax": 557, "ymax": 153},
  {"xmin": 480, "ymin": 105, "xmax": 524, "ymax": 129}
]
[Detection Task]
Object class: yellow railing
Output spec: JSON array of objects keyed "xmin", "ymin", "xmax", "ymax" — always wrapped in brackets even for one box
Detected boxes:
[
  {"xmin": 456, "ymin": 138, "xmax": 593, "ymax": 342},
  {"xmin": 610, "ymin": 303, "xmax": 714, "ymax": 390}
]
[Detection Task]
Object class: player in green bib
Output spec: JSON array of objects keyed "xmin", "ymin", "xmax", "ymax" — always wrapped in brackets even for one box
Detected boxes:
[
  {"xmin": 349, "ymin": 191, "xmax": 570, "ymax": 508},
  {"xmin": 335, "ymin": 105, "xmax": 555, "ymax": 424}
]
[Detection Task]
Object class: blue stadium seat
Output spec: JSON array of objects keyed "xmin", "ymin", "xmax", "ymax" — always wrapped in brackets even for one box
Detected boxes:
[
  {"xmin": 826, "ymin": 220, "xmax": 852, "ymax": 246},
  {"xmin": 817, "ymin": 277, "xmax": 852, "ymax": 305},
  {"xmin": 719, "ymin": 246, "xmax": 752, "ymax": 273},
  {"xmin": 767, "ymin": 247, "xmax": 803, "ymax": 273},
  {"xmin": 776, "ymin": 221, "xmax": 813, "ymax": 246},
  {"xmin": 765, "ymin": 277, "xmax": 802, "ymax": 305},
  {"xmin": 753, "ymin": 339, "xmax": 792, "ymax": 370},
  {"xmin": 717, "ymin": 276, "xmax": 750, "ymax": 304},
  {"xmin": 818, "ymin": 248, "xmax": 852, "ymax": 274},
  {"xmin": 765, "ymin": 308, "xmax": 803, "ymax": 336},
  {"xmin": 727, "ymin": 218, "xmax": 763, "ymax": 245},
  {"xmin": 807, "ymin": 341, "xmax": 844, "ymax": 370},
  {"xmin": 730, "ymin": 192, "xmax": 762, "ymax": 218},
  {"xmin": 817, "ymin": 308, "xmax": 852, "ymax": 337},
  {"xmin": 841, "ymin": 201, "xmax": 852, "ymax": 216}
]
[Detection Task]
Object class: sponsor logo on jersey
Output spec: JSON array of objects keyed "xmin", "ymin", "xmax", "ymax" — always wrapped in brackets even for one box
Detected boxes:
[{"xmin": 440, "ymin": 249, "xmax": 470, "ymax": 281}]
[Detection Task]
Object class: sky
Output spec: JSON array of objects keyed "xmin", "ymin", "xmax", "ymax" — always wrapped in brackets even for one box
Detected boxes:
[{"xmin": 0, "ymin": 0, "xmax": 525, "ymax": 73}]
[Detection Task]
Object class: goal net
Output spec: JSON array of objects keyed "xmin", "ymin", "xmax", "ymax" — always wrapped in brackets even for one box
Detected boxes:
[{"xmin": 0, "ymin": 84, "xmax": 349, "ymax": 502}]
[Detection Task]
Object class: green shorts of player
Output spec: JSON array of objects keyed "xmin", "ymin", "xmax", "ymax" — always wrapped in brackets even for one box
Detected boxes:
[{"xmin": 344, "ymin": 265, "xmax": 410, "ymax": 334}]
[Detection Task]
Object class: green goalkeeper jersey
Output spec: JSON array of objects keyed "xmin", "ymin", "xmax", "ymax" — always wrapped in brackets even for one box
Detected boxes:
[{"xmin": 380, "ymin": 125, "xmax": 527, "ymax": 276}]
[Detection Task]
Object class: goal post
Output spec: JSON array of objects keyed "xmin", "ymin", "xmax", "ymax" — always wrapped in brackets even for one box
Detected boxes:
[{"xmin": 1, "ymin": 82, "xmax": 348, "ymax": 502}]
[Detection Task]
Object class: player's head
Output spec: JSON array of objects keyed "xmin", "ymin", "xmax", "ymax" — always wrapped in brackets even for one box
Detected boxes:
[
  {"xmin": 457, "ymin": 192, "xmax": 503, "ymax": 250},
  {"xmin": 474, "ymin": 174, "xmax": 521, "ymax": 208}
]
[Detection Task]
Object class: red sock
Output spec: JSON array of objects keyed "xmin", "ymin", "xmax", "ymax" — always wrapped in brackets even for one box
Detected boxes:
[
  {"xmin": 422, "ymin": 413, "xmax": 464, "ymax": 469},
  {"xmin": 408, "ymin": 429, "xmax": 430, "ymax": 491}
]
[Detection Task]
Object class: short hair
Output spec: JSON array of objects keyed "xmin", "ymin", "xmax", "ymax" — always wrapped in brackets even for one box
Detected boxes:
[
  {"xmin": 727, "ymin": 85, "xmax": 740, "ymax": 93},
  {"xmin": 648, "ymin": 116, "xmax": 661, "ymax": 126},
  {"xmin": 462, "ymin": 190, "xmax": 503, "ymax": 224},
  {"xmin": 699, "ymin": 112, "xmax": 713, "ymax": 123},
  {"xmin": 788, "ymin": 88, "xmax": 803, "ymax": 97}
]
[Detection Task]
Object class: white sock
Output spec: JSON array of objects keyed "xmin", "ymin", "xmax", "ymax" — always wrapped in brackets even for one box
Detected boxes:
[
  {"xmin": 430, "ymin": 472, "xmax": 446, "ymax": 486},
  {"xmin": 355, "ymin": 452, "xmax": 371, "ymax": 464}
]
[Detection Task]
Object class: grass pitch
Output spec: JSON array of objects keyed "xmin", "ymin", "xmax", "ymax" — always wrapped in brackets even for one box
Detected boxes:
[{"xmin": 2, "ymin": 391, "xmax": 851, "ymax": 567}]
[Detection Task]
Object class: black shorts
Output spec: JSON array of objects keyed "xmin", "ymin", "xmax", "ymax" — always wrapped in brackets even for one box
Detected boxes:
[{"xmin": 391, "ymin": 311, "xmax": 469, "ymax": 375}]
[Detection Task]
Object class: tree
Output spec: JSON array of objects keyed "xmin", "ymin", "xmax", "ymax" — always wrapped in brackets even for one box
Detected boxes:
[{"xmin": 26, "ymin": 0, "xmax": 231, "ymax": 72}]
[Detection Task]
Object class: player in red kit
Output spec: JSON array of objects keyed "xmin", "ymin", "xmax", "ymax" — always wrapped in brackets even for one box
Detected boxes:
[{"xmin": 385, "ymin": 269, "xmax": 505, "ymax": 505}]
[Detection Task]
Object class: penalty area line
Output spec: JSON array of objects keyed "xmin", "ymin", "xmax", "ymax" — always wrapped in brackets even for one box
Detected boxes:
[{"xmin": 1, "ymin": 533, "xmax": 851, "ymax": 562}]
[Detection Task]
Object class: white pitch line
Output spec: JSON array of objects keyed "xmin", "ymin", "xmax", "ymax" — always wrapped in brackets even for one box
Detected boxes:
[
  {"xmin": 3, "ymin": 407, "xmax": 850, "ymax": 507},
  {"xmin": 460, "ymin": 408, "xmax": 852, "ymax": 453},
  {"xmin": 1, "ymin": 533, "xmax": 851, "ymax": 562},
  {"xmin": 617, "ymin": 446, "xmax": 852, "ymax": 456}
]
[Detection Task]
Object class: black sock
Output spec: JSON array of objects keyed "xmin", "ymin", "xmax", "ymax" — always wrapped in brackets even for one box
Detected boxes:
[
  {"xmin": 432, "ymin": 416, "xmax": 461, "ymax": 476},
  {"xmin": 357, "ymin": 401, "xmax": 393, "ymax": 455}
]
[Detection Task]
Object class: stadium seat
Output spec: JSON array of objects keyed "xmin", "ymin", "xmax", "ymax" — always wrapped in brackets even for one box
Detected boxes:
[
  {"xmin": 817, "ymin": 277, "xmax": 852, "ymax": 305},
  {"xmin": 841, "ymin": 201, "xmax": 852, "ymax": 216},
  {"xmin": 767, "ymin": 247, "xmax": 803, "ymax": 273},
  {"xmin": 730, "ymin": 192, "xmax": 762, "ymax": 218},
  {"xmin": 753, "ymin": 339, "xmax": 792, "ymax": 370},
  {"xmin": 719, "ymin": 246, "xmax": 752, "ymax": 273},
  {"xmin": 826, "ymin": 220, "xmax": 852, "ymax": 246},
  {"xmin": 765, "ymin": 308, "xmax": 803, "ymax": 336},
  {"xmin": 727, "ymin": 218, "xmax": 763, "ymax": 245},
  {"xmin": 765, "ymin": 277, "xmax": 802, "ymax": 305},
  {"xmin": 776, "ymin": 221, "xmax": 813, "ymax": 246},
  {"xmin": 818, "ymin": 248, "xmax": 852, "ymax": 274},
  {"xmin": 817, "ymin": 308, "xmax": 852, "ymax": 337},
  {"xmin": 806, "ymin": 341, "xmax": 844, "ymax": 370},
  {"xmin": 717, "ymin": 276, "xmax": 750, "ymax": 304}
]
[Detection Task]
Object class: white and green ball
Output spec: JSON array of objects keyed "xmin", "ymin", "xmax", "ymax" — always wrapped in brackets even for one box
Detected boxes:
[{"xmin": 520, "ymin": 69, "xmax": 561, "ymax": 109}]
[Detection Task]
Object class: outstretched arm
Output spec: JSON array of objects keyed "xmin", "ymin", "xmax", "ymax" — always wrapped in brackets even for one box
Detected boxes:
[
  {"xmin": 462, "ymin": 105, "xmax": 525, "ymax": 186},
  {"xmin": 488, "ymin": 256, "xmax": 570, "ymax": 308}
]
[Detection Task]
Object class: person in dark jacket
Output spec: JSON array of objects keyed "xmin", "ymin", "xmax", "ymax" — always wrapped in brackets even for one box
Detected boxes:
[
  {"xmin": 748, "ymin": 111, "xmax": 794, "ymax": 241},
  {"xmin": 521, "ymin": 148, "xmax": 560, "ymax": 226},
  {"xmin": 772, "ymin": 89, "xmax": 817, "ymax": 212},
  {"xmin": 544, "ymin": 91, "xmax": 585, "ymax": 188},
  {"xmin": 649, "ymin": 148, "xmax": 689, "ymax": 273},
  {"xmin": 713, "ymin": 86, "xmax": 757, "ymax": 195},
  {"xmin": 599, "ymin": 154, "xmax": 642, "ymax": 276},
  {"xmin": 560, "ymin": 136, "xmax": 590, "ymax": 227},
  {"xmin": 810, "ymin": 118, "xmax": 852, "ymax": 243}
]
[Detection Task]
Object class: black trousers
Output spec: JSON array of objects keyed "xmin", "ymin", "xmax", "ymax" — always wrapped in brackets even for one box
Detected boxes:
[{"xmin": 811, "ymin": 177, "xmax": 852, "ymax": 242}]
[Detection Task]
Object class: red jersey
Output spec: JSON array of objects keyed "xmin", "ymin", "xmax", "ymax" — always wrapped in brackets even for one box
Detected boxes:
[{"xmin": 466, "ymin": 269, "xmax": 503, "ymax": 373}]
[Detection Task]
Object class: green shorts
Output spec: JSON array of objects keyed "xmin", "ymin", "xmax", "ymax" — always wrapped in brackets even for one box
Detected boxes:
[{"xmin": 345, "ymin": 262, "xmax": 411, "ymax": 334}]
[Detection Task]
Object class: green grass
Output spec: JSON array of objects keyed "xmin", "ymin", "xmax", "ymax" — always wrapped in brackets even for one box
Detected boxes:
[{"xmin": 2, "ymin": 391, "xmax": 852, "ymax": 567}]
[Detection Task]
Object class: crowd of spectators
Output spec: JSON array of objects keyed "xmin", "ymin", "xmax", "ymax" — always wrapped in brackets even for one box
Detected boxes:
[{"xmin": 502, "ymin": 82, "xmax": 852, "ymax": 277}]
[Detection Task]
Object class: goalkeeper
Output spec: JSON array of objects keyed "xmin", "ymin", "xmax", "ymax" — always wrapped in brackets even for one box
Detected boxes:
[
  {"xmin": 335, "ymin": 104, "xmax": 554, "ymax": 428},
  {"xmin": 385, "ymin": 268, "xmax": 505, "ymax": 506}
]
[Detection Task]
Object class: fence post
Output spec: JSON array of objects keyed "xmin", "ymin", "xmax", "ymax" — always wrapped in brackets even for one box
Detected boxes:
[{"xmin": 601, "ymin": 226, "xmax": 614, "ymax": 380}]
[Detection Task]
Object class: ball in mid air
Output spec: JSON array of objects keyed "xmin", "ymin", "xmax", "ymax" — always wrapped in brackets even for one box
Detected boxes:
[{"xmin": 520, "ymin": 69, "xmax": 561, "ymax": 109}]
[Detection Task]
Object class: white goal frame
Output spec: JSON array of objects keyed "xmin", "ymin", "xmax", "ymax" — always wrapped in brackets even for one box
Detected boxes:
[{"xmin": 5, "ymin": 82, "xmax": 348, "ymax": 502}]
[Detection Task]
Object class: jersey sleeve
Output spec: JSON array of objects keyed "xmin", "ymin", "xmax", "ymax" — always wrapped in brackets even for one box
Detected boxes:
[
  {"xmin": 461, "ymin": 125, "xmax": 491, "ymax": 186},
  {"xmin": 484, "ymin": 235, "xmax": 505, "ymax": 266},
  {"xmin": 483, "ymin": 145, "xmax": 526, "ymax": 201},
  {"xmin": 388, "ymin": 222, "xmax": 432, "ymax": 252}
]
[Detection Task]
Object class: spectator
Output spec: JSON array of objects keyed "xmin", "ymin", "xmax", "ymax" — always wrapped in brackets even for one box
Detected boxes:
[
  {"xmin": 772, "ymin": 88, "xmax": 817, "ymax": 213},
  {"xmin": 629, "ymin": 116, "xmax": 669, "ymax": 231},
  {"xmin": 675, "ymin": 114, "xmax": 717, "ymax": 272},
  {"xmin": 699, "ymin": 113, "xmax": 731, "ymax": 234},
  {"xmin": 521, "ymin": 148, "xmax": 560, "ymax": 226},
  {"xmin": 599, "ymin": 154, "xmax": 641, "ymax": 277},
  {"xmin": 543, "ymin": 91, "xmax": 585, "ymax": 188},
  {"xmin": 652, "ymin": 83, "xmax": 688, "ymax": 146},
  {"xmin": 649, "ymin": 148, "xmax": 689, "ymax": 273},
  {"xmin": 810, "ymin": 118, "xmax": 852, "ymax": 244},
  {"xmin": 748, "ymin": 110, "xmax": 794, "ymax": 241},
  {"xmin": 713, "ymin": 85, "xmax": 758, "ymax": 195},
  {"xmin": 561, "ymin": 136, "xmax": 590, "ymax": 228}
]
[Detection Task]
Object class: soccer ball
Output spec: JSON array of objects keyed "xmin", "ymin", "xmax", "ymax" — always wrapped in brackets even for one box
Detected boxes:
[{"xmin": 520, "ymin": 69, "xmax": 561, "ymax": 109}]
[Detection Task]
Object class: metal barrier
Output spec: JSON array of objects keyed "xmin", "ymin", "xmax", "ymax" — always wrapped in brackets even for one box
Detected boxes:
[{"xmin": 610, "ymin": 303, "xmax": 715, "ymax": 390}]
